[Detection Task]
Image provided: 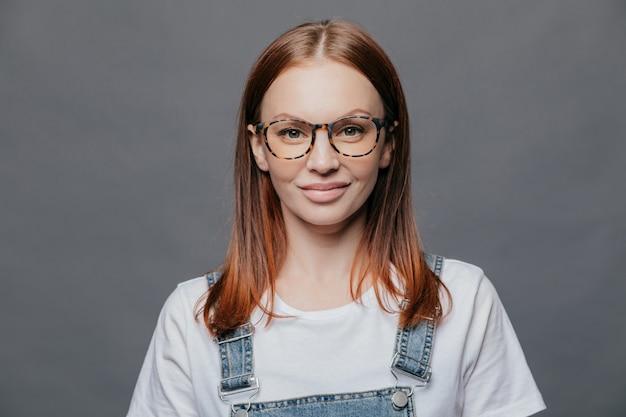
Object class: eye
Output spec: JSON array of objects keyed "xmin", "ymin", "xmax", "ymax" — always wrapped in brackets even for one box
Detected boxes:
[
  {"xmin": 278, "ymin": 128, "xmax": 304, "ymax": 139},
  {"xmin": 334, "ymin": 122, "xmax": 367, "ymax": 139},
  {"xmin": 341, "ymin": 126, "xmax": 364, "ymax": 137}
]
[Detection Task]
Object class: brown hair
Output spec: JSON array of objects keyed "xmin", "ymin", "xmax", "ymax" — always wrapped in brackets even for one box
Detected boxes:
[{"xmin": 201, "ymin": 19, "xmax": 448, "ymax": 337}]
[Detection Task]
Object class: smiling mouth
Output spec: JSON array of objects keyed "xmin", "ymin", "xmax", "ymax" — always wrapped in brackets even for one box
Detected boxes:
[
  {"xmin": 300, "ymin": 182, "xmax": 349, "ymax": 191},
  {"xmin": 299, "ymin": 182, "xmax": 349, "ymax": 202}
]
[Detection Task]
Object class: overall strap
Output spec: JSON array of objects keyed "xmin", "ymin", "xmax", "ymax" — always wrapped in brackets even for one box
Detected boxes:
[
  {"xmin": 206, "ymin": 271, "xmax": 221, "ymax": 286},
  {"xmin": 206, "ymin": 272, "xmax": 259, "ymax": 398},
  {"xmin": 423, "ymin": 252, "xmax": 444, "ymax": 277},
  {"xmin": 215, "ymin": 323, "xmax": 258, "ymax": 396},
  {"xmin": 390, "ymin": 254, "xmax": 443, "ymax": 384}
]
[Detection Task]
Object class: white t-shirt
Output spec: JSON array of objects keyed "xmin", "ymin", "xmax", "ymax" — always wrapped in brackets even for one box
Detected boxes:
[{"xmin": 127, "ymin": 259, "xmax": 546, "ymax": 417}]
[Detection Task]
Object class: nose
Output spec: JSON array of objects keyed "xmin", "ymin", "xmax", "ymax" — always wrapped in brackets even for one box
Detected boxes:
[{"xmin": 305, "ymin": 125, "xmax": 340, "ymax": 173}]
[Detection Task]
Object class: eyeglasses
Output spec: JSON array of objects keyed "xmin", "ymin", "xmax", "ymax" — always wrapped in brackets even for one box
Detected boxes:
[{"xmin": 254, "ymin": 115, "xmax": 389, "ymax": 160}]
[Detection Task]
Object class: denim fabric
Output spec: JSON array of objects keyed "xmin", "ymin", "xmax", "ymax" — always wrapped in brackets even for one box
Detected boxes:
[
  {"xmin": 206, "ymin": 271, "xmax": 220, "ymax": 286},
  {"xmin": 391, "ymin": 319, "xmax": 435, "ymax": 383},
  {"xmin": 390, "ymin": 253, "xmax": 441, "ymax": 383},
  {"xmin": 232, "ymin": 387, "xmax": 414, "ymax": 417},
  {"xmin": 215, "ymin": 323, "xmax": 256, "ymax": 393},
  {"xmin": 210, "ymin": 254, "xmax": 444, "ymax": 417},
  {"xmin": 423, "ymin": 253, "xmax": 443, "ymax": 277}
]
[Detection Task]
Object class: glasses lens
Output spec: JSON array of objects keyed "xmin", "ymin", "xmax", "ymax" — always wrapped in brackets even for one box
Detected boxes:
[
  {"xmin": 265, "ymin": 119, "xmax": 313, "ymax": 159},
  {"xmin": 330, "ymin": 117, "xmax": 378, "ymax": 157},
  {"xmin": 263, "ymin": 116, "xmax": 381, "ymax": 159}
]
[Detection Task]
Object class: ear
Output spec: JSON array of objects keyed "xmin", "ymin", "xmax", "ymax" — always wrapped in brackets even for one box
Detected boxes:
[
  {"xmin": 248, "ymin": 124, "xmax": 270, "ymax": 172},
  {"xmin": 378, "ymin": 120, "xmax": 398, "ymax": 169}
]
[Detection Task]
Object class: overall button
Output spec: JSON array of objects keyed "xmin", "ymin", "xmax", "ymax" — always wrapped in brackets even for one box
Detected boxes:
[
  {"xmin": 392, "ymin": 391, "xmax": 408, "ymax": 410},
  {"xmin": 234, "ymin": 409, "xmax": 248, "ymax": 417}
]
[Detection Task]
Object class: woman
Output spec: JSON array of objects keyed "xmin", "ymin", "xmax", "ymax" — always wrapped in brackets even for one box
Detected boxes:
[{"xmin": 127, "ymin": 20, "xmax": 546, "ymax": 417}]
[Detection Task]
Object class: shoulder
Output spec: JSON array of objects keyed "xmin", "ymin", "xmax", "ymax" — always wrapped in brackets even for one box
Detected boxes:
[
  {"xmin": 432, "ymin": 258, "xmax": 546, "ymax": 415},
  {"xmin": 155, "ymin": 275, "xmax": 211, "ymax": 323},
  {"xmin": 173, "ymin": 275, "xmax": 211, "ymax": 301},
  {"xmin": 127, "ymin": 274, "xmax": 223, "ymax": 416},
  {"xmin": 437, "ymin": 257, "xmax": 506, "ymax": 328},
  {"xmin": 440, "ymin": 257, "xmax": 485, "ymax": 287},
  {"xmin": 176, "ymin": 274, "xmax": 212, "ymax": 294},
  {"xmin": 439, "ymin": 257, "xmax": 495, "ymax": 302},
  {"xmin": 143, "ymin": 275, "xmax": 215, "ymax": 363}
]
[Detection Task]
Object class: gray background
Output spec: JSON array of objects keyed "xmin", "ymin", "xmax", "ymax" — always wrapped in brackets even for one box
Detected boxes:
[{"xmin": 1, "ymin": 1, "xmax": 625, "ymax": 416}]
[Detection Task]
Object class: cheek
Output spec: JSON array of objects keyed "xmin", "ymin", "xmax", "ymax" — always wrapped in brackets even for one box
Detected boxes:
[
  {"xmin": 265, "ymin": 160, "xmax": 300, "ymax": 192},
  {"xmin": 358, "ymin": 152, "xmax": 385, "ymax": 176},
  {"xmin": 348, "ymin": 159, "xmax": 383, "ymax": 191}
]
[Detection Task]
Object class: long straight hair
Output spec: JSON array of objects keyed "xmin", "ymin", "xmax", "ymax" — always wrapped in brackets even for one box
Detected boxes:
[{"xmin": 201, "ymin": 20, "xmax": 448, "ymax": 337}]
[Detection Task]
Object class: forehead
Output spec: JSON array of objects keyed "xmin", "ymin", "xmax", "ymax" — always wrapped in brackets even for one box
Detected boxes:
[{"xmin": 259, "ymin": 59, "xmax": 384, "ymax": 122}]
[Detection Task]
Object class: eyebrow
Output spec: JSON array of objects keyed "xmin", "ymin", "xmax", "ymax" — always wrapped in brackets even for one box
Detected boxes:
[{"xmin": 270, "ymin": 108, "xmax": 374, "ymax": 121}]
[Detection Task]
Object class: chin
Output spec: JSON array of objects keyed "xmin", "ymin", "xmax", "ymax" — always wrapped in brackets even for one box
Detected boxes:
[{"xmin": 298, "ymin": 210, "xmax": 366, "ymax": 232}]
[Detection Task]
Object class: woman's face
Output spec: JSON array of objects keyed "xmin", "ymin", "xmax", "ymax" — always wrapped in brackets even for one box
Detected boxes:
[{"xmin": 249, "ymin": 59, "xmax": 392, "ymax": 233}]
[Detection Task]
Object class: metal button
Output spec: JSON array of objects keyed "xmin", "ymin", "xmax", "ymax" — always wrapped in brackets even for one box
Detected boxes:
[
  {"xmin": 392, "ymin": 391, "xmax": 408, "ymax": 410},
  {"xmin": 234, "ymin": 409, "xmax": 248, "ymax": 417}
]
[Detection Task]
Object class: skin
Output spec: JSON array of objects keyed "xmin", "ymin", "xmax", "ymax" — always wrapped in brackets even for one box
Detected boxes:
[{"xmin": 248, "ymin": 59, "xmax": 392, "ymax": 310}]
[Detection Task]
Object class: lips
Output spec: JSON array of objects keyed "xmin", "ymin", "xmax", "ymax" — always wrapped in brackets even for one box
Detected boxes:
[
  {"xmin": 298, "ymin": 182, "xmax": 350, "ymax": 203},
  {"xmin": 300, "ymin": 182, "xmax": 349, "ymax": 191}
]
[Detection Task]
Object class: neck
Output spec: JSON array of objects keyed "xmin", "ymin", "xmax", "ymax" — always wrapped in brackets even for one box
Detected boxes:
[{"xmin": 275, "ymin": 208, "xmax": 370, "ymax": 310}]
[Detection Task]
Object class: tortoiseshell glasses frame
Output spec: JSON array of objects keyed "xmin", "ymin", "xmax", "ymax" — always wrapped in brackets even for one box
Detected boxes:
[{"xmin": 254, "ymin": 115, "xmax": 389, "ymax": 160}]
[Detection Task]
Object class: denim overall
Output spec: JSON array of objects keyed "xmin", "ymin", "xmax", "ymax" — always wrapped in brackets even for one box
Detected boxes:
[{"xmin": 209, "ymin": 254, "xmax": 443, "ymax": 417}]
